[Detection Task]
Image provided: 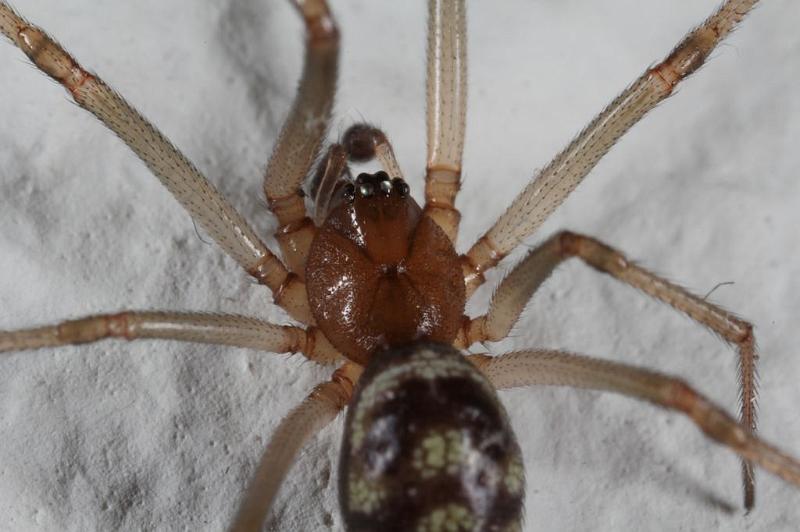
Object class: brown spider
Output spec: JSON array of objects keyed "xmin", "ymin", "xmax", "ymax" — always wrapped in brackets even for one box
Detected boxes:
[{"xmin": 1, "ymin": 2, "xmax": 800, "ymax": 528}]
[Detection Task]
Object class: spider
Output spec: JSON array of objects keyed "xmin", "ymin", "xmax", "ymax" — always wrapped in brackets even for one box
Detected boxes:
[{"xmin": 1, "ymin": 0, "xmax": 799, "ymax": 530}]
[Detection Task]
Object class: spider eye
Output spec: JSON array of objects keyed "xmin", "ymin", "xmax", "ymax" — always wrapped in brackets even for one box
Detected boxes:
[
  {"xmin": 355, "ymin": 173, "xmax": 378, "ymax": 197},
  {"xmin": 392, "ymin": 178, "xmax": 409, "ymax": 197},
  {"xmin": 342, "ymin": 183, "xmax": 356, "ymax": 202},
  {"xmin": 352, "ymin": 172, "xmax": 409, "ymax": 198},
  {"xmin": 358, "ymin": 182, "xmax": 375, "ymax": 197}
]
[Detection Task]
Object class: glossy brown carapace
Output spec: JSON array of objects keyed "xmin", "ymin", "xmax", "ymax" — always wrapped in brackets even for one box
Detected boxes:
[{"xmin": 307, "ymin": 171, "xmax": 466, "ymax": 365}]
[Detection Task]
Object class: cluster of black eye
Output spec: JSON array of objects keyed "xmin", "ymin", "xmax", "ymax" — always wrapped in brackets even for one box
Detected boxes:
[{"xmin": 343, "ymin": 171, "xmax": 409, "ymax": 201}]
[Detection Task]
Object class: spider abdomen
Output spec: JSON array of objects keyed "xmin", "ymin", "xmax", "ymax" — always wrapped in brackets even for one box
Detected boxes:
[
  {"xmin": 340, "ymin": 343, "xmax": 524, "ymax": 532},
  {"xmin": 306, "ymin": 174, "xmax": 465, "ymax": 364}
]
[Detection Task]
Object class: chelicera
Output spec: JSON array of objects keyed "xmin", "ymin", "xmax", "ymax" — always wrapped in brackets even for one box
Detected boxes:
[{"xmin": 1, "ymin": 0, "xmax": 799, "ymax": 530}]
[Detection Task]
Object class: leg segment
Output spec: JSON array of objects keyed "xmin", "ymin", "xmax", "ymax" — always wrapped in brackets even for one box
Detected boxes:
[
  {"xmin": 264, "ymin": 0, "xmax": 339, "ymax": 278},
  {"xmin": 0, "ymin": 4, "xmax": 313, "ymax": 320},
  {"xmin": 470, "ymin": 350, "xmax": 800, "ymax": 505},
  {"xmin": 229, "ymin": 362, "xmax": 362, "ymax": 532},
  {"xmin": 460, "ymin": 230, "xmax": 758, "ymax": 507},
  {"xmin": 461, "ymin": 0, "xmax": 760, "ymax": 294},
  {"xmin": 424, "ymin": 0, "xmax": 467, "ymax": 243},
  {"xmin": 0, "ymin": 311, "xmax": 341, "ymax": 364}
]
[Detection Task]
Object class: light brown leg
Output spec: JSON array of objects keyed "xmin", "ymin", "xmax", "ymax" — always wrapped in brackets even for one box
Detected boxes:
[
  {"xmin": 264, "ymin": 0, "xmax": 339, "ymax": 279},
  {"xmin": 461, "ymin": 0, "xmax": 760, "ymax": 294},
  {"xmin": 0, "ymin": 311, "xmax": 341, "ymax": 364},
  {"xmin": 0, "ymin": 3, "xmax": 318, "ymax": 322},
  {"xmin": 469, "ymin": 350, "xmax": 800, "ymax": 506},
  {"xmin": 424, "ymin": 0, "xmax": 467, "ymax": 243},
  {"xmin": 229, "ymin": 362, "xmax": 361, "ymax": 532},
  {"xmin": 459, "ymin": 230, "xmax": 758, "ymax": 507}
]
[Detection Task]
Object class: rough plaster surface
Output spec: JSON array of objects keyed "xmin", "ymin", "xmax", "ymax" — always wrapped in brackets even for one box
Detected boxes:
[{"xmin": 0, "ymin": 1, "xmax": 799, "ymax": 530}]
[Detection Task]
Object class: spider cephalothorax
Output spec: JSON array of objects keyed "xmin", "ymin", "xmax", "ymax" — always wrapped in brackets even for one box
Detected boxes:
[{"xmin": 307, "ymin": 169, "xmax": 465, "ymax": 365}]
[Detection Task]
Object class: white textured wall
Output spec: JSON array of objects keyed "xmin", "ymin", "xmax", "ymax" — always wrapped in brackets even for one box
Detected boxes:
[{"xmin": 0, "ymin": 1, "xmax": 798, "ymax": 530}]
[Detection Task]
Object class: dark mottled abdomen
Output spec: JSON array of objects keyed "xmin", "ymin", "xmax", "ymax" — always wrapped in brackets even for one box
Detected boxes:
[{"xmin": 340, "ymin": 343, "xmax": 524, "ymax": 531}]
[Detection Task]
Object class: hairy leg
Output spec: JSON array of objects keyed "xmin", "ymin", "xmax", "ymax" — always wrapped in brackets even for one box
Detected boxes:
[
  {"xmin": 0, "ymin": 311, "xmax": 341, "ymax": 364},
  {"xmin": 264, "ymin": 0, "xmax": 339, "ymax": 278},
  {"xmin": 470, "ymin": 349, "xmax": 799, "ymax": 506},
  {"xmin": 461, "ymin": 0, "xmax": 760, "ymax": 295},
  {"xmin": 424, "ymin": 0, "xmax": 467, "ymax": 243},
  {"xmin": 0, "ymin": 3, "xmax": 318, "ymax": 321},
  {"xmin": 229, "ymin": 362, "xmax": 361, "ymax": 532},
  {"xmin": 458, "ymin": 230, "xmax": 758, "ymax": 506}
]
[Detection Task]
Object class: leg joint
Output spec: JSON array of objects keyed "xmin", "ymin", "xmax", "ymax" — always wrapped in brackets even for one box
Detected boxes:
[
  {"xmin": 273, "ymin": 272, "xmax": 300, "ymax": 306},
  {"xmin": 735, "ymin": 321, "xmax": 755, "ymax": 346},
  {"xmin": 267, "ymin": 189, "xmax": 307, "ymax": 226},
  {"xmin": 556, "ymin": 230, "xmax": 629, "ymax": 274},
  {"xmin": 277, "ymin": 216, "xmax": 315, "ymax": 236},
  {"xmin": 248, "ymin": 254, "xmax": 289, "ymax": 293},
  {"xmin": 293, "ymin": 0, "xmax": 339, "ymax": 45},
  {"xmin": 556, "ymin": 230, "xmax": 582, "ymax": 257}
]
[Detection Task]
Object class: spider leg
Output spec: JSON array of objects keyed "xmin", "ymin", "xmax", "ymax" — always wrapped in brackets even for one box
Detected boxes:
[
  {"xmin": 0, "ymin": 3, "xmax": 317, "ymax": 323},
  {"xmin": 230, "ymin": 362, "xmax": 362, "ymax": 532},
  {"xmin": 460, "ymin": 0, "xmax": 760, "ymax": 296},
  {"xmin": 424, "ymin": 0, "xmax": 467, "ymax": 243},
  {"xmin": 264, "ymin": 0, "xmax": 338, "ymax": 278},
  {"xmin": 458, "ymin": 230, "xmax": 758, "ymax": 507},
  {"xmin": 469, "ymin": 350, "xmax": 800, "ymax": 504},
  {"xmin": 0, "ymin": 312, "xmax": 341, "ymax": 364}
]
